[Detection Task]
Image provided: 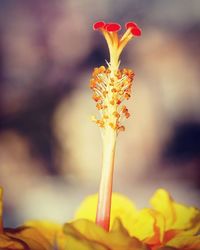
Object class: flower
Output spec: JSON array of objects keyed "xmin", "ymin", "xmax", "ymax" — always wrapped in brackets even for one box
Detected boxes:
[
  {"xmin": 25, "ymin": 195, "xmax": 148, "ymax": 250},
  {"xmin": 75, "ymin": 189, "xmax": 200, "ymax": 250},
  {"xmin": 1, "ymin": 185, "xmax": 200, "ymax": 250},
  {"xmin": 129, "ymin": 189, "xmax": 200, "ymax": 249}
]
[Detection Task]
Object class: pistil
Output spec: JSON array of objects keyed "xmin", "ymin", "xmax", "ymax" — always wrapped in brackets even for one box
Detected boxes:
[{"xmin": 91, "ymin": 21, "xmax": 141, "ymax": 231}]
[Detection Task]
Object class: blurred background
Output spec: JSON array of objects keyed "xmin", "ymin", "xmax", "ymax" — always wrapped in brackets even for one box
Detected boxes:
[{"xmin": 0, "ymin": 0, "xmax": 200, "ymax": 227}]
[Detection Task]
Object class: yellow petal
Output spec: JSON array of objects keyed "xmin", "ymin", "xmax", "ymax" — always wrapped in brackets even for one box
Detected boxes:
[
  {"xmin": 150, "ymin": 189, "xmax": 200, "ymax": 232},
  {"xmin": 0, "ymin": 234, "xmax": 25, "ymax": 249},
  {"xmin": 111, "ymin": 217, "xmax": 130, "ymax": 235},
  {"xmin": 158, "ymin": 247, "xmax": 177, "ymax": 250},
  {"xmin": 5, "ymin": 226, "xmax": 51, "ymax": 250},
  {"xmin": 173, "ymin": 203, "xmax": 200, "ymax": 233},
  {"xmin": 63, "ymin": 223, "xmax": 107, "ymax": 250},
  {"xmin": 25, "ymin": 220, "xmax": 62, "ymax": 246},
  {"xmin": 64, "ymin": 219, "xmax": 148, "ymax": 250},
  {"xmin": 166, "ymin": 234, "xmax": 200, "ymax": 249},
  {"xmin": 66, "ymin": 234, "xmax": 107, "ymax": 250},
  {"xmin": 150, "ymin": 189, "xmax": 175, "ymax": 228},
  {"xmin": 128, "ymin": 208, "xmax": 165, "ymax": 244},
  {"xmin": 26, "ymin": 220, "xmax": 71, "ymax": 250},
  {"xmin": 75, "ymin": 192, "xmax": 137, "ymax": 234}
]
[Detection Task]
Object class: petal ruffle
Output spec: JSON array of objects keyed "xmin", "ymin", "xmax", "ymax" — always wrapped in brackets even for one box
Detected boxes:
[
  {"xmin": 25, "ymin": 220, "xmax": 61, "ymax": 245},
  {"xmin": 150, "ymin": 189, "xmax": 200, "ymax": 233},
  {"xmin": 63, "ymin": 218, "xmax": 148, "ymax": 250},
  {"xmin": 128, "ymin": 208, "xmax": 165, "ymax": 245},
  {"xmin": 166, "ymin": 234, "xmax": 200, "ymax": 249},
  {"xmin": 5, "ymin": 226, "xmax": 51, "ymax": 250},
  {"xmin": 0, "ymin": 234, "xmax": 26, "ymax": 249}
]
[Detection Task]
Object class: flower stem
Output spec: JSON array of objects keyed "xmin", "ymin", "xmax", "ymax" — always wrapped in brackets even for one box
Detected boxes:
[{"xmin": 96, "ymin": 127, "xmax": 117, "ymax": 231}]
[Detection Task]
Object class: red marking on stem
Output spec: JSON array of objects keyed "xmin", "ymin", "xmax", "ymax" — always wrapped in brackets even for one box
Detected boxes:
[
  {"xmin": 105, "ymin": 23, "xmax": 121, "ymax": 32},
  {"xmin": 93, "ymin": 21, "xmax": 105, "ymax": 30},
  {"xmin": 96, "ymin": 219, "xmax": 110, "ymax": 231}
]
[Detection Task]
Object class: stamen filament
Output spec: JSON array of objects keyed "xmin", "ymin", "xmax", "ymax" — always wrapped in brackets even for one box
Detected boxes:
[
  {"xmin": 120, "ymin": 28, "xmax": 132, "ymax": 44},
  {"xmin": 118, "ymin": 33, "xmax": 134, "ymax": 58},
  {"xmin": 96, "ymin": 128, "xmax": 116, "ymax": 230}
]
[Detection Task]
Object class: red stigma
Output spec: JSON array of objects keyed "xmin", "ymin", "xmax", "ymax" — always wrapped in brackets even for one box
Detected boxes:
[
  {"xmin": 93, "ymin": 21, "xmax": 105, "ymax": 30},
  {"xmin": 105, "ymin": 23, "xmax": 121, "ymax": 32},
  {"xmin": 131, "ymin": 27, "xmax": 142, "ymax": 37},
  {"xmin": 104, "ymin": 24, "xmax": 110, "ymax": 30},
  {"xmin": 125, "ymin": 22, "xmax": 138, "ymax": 29}
]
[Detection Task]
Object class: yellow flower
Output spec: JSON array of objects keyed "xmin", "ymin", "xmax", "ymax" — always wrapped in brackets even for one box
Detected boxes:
[
  {"xmin": 1, "ymin": 185, "xmax": 199, "ymax": 250},
  {"xmin": 24, "ymin": 194, "xmax": 147, "ymax": 250},
  {"xmin": 26, "ymin": 194, "xmax": 146, "ymax": 250},
  {"xmin": 75, "ymin": 189, "xmax": 200, "ymax": 250}
]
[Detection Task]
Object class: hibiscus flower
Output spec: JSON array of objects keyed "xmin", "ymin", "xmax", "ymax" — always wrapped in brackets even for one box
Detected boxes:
[{"xmin": 75, "ymin": 189, "xmax": 200, "ymax": 250}]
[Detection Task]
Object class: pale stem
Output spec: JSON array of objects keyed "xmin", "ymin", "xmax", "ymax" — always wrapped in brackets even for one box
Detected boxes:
[{"xmin": 96, "ymin": 127, "xmax": 117, "ymax": 231}]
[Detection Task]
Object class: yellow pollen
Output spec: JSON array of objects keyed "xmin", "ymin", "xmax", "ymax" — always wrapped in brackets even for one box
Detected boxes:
[{"xmin": 90, "ymin": 65, "xmax": 134, "ymax": 133}]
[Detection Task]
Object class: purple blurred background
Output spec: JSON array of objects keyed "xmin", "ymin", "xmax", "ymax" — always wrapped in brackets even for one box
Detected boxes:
[{"xmin": 0, "ymin": 0, "xmax": 200, "ymax": 227}]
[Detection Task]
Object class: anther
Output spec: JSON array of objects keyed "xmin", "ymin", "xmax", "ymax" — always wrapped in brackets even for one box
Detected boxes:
[
  {"xmin": 118, "ymin": 126, "xmax": 125, "ymax": 132},
  {"xmin": 113, "ymin": 111, "xmax": 120, "ymax": 119},
  {"xmin": 92, "ymin": 94, "xmax": 101, "ymax": 102}
]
